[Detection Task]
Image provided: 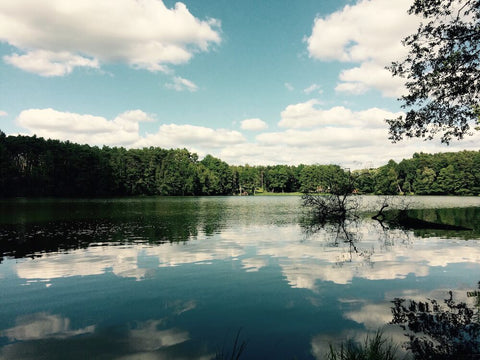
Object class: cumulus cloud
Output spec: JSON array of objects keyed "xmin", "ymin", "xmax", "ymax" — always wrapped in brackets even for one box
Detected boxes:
[
  {"xmin": 0, "ymin": 110, "xmax": 8, "ymax": 116},
  {"xmin": 4, "ymin": 50, "xmax": 99, "ymax": 76},
  {"xmin": 334, "ymin": 81, "xmax": 369, "ymax": 95},
  {"xmin": 336, "ymin": 61, "xmax": 406, "ymax": 97},
  {"xmin": 240, "ymin": 118, "xmax": 268, "ymax": 131},
  {"xmin": 137, "ymin": 124, "xmax": 246, "ymax": 150},
  {"xmin": 278, "ymin": 99, "xmax": 402, "ymax": 129},
  {"xmin": 0, "ymin": 0, "xmax": 221, "ymax": 76},
  {"xmin": 13, "ymin": 104, "xmax": 480, "ymax": 169},
  {"xmin": 306, "ymin": 0, "xmax": 419, "ymax": 97},
  {"xmin": 257, "ymin": 127, "xmax": 386, "ymax": 148},
  {"xmin": 16, "ymin": 108, "xmax": 154, "ymax": 146},
  {"xmin": 15, "ymin": 108, "xmax": 246, "ymax": 153},
  {"xmin": 216, "ymin": 100, "xmax": 480, "ymax": 168},
  {"xmin": 307, "ymin": 0, "xmax": 415, "ymax": 63}
]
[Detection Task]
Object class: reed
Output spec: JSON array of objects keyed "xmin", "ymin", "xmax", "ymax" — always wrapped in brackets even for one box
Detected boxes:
[{"xmin": 326, "ymin": 331, "xmax": 402, "ymax": 360}]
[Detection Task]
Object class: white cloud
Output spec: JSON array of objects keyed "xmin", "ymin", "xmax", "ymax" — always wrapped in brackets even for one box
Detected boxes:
[
  {"xmin": 0, "ymin": 0, "xmax": 221, "ymax": 76},
  {"xmin": 117, "ymin": 109, "xmax": 156, "ymax": 124},
  {"xmin": 219, "ymin": 143, "xmax": 284, "ymax": 166},
  {"xmin": 137, "ymin": 124, "xmax": 246, "ymax": 150},
  {"xmin": 303, "ymin": 83, "xmax": 322, "ymax": 95},
  {"xmin": 279, "ymin": 100, "xmax": 353, "ymax": 128},
  {"xmin": 4, "ymin": 50, "xmax": 99, "ymax": 76},
  {"xmin": 165, "ymin": 76, "xmax": 198, "ymax": 92},
  {"xmin": 335, "ymin": 81, "xmax": 369, "ymax": 95},
  {"xmin": 278, "ymin": 99, "xmax": 401, "ymax": 129},
  {"xmin": 257, "ymin": 127, "xmax": 386, "ymax": 148},
  {"xmin": 284, "ymin": 82, "xmax": 294, "ymax": 91},
  {"xmin": 15, "ymin": 108, "xmax": 246, "ymax": 152},
  {"xmin": 0, "ymin": 110, "xmax": 8, "ymax": 116},
  {"xmin": 306, "ymin": 0, "xmax": 419, "ymax": 97},
  {"xmin": 307, "ymin": 0, "xmax": 416, "ymax": 64},
  {"xmin": 243, "ymin": 130, "xmax": 480, "ymax": 169},
  {"xmin": 13, "ymin": 105, "xmax": 480, "ymax": 169},
  {"xmin": 240, "ymin": 118, "xmax": 268, "ymax": 131},
  {"xmin": 16, "ymin": 108, "xmax": 154, "ymax": 146},
  {"xmin": 215, "ymin": 100, "xmax": 480, "ymax": 168},
  {"xmin": 336, "ymin": 61, "xmax": 406, "ymax": 97}
]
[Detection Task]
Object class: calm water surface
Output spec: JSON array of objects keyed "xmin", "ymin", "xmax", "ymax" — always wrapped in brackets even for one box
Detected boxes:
[{"xmin": 0, "ymin": 196, "xmax": 479, "ymax": 359}]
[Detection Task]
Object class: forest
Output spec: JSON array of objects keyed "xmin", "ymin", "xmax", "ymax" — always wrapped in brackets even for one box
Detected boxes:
[{"xmin": 1, "ymin": 131, "xmax": 479, "ymax": 197}]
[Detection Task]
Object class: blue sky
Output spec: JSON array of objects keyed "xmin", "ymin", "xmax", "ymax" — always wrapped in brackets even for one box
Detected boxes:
[{"xmin": 0, "ymin": 0, "xmax": 478, "ymax": 168}]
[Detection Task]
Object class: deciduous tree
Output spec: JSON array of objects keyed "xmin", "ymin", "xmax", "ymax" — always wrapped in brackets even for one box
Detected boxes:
[{"xmin": 388, "ymin": 0, "xmax": 480, "ymax": 143}]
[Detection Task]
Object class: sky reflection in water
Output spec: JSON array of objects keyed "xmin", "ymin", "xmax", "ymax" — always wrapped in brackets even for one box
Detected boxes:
[{"xmin": 0, "ymin": 196, "xmax": 479, "ymax": 359}]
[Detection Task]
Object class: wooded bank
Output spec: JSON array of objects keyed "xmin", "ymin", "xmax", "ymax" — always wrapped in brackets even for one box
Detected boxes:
[{"xmin": 1, "ymin": 131, "xmax": 479, "ymax": 197}]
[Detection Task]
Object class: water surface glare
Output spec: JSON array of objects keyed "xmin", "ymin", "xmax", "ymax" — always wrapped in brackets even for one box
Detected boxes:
[{"xmin": 0, "ymin": 196, "xmax": 479, "ymax": 359}]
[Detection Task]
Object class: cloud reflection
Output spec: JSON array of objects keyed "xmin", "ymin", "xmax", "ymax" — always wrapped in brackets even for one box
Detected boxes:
[
  {"xmin": 2, "ymin": 312, "xmax": 94, "ymax": 341},
  {"xmin": 13, "ymin": 221, "xmax": 480, "ymax": 291},
  {"xmin": 129, "ymin": 320, "xmax": 189, "ymax": 351},
  {"xmin": 310, "ymin": 325, "xmax": 408, "ymax": 360},
  {"xmin": 0, "ymin": 313, "xmax": 211, "ymax": 360}
]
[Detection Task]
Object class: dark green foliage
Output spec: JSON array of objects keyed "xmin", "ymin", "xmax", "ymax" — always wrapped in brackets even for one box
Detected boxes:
[
  {"xmin": 264, "ymin": 165, "xmax": 291, "ymax": 193},
  {"xmin": 374, "ymin": 160, "xmax": 401, "ymax": 195},
  {"xmin": 354, "ymin": 151, "xmax": 480, "ymax": 196},
  {"xmin": 353, "ymin": 169, "xmax": 376, "ymax": 194},
  {"xmin": 302, "ymin": 168, "xmax": 358, "ymax": 224},
  {"xmin": 299, "ymin": 164, "xmax": 344, "ymax": 193},
  {"xmin": 391, "ymin": 285, "xmax": 480, "ymax": 359},
  {"xmin": 199, "ymin": 154, "xmax": 234, "ymax": 195},
  {"xmin": 0, "ymin": 135, "xmax": 115, "ymax": 197},
  {"xmin": 0, "ymin": 132, "xmax": 479, "ymax": 197},
  {"xmin": 157, "ymin": 149, "xmax": 198, "ymax": 195},
  {"xmin": 0, "ymin": 134, "xmax": 205, "ymax": 197},
  {"xmin": 387, "ymin": 0, "xmax": 480, "ymax": 143}
]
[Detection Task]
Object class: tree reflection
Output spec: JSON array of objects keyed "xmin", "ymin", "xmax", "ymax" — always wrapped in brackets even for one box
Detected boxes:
[
  {"xmin": 380, "ymin": 207, "xmax": 479, "ymax": 240},
  {"xmin": 391, "ymin": 283, "xmax": 480, "ymax": 359},
  {"xmin": 0, "ymin": 217, "xmax": 199, "ymax": 262},
  {"xmin": 300, "ymin": 194, "xmax": 413, "ymax": 267},
  {"xmin": 301, "ymin": 214, "xmax": 375, "ymax": 267},
  {"xmin": 0, "ymin": 199, "xmax": 227, "ymax": 262}
]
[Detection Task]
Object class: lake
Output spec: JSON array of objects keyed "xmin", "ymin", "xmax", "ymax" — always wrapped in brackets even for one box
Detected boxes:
[{"xmin": 1, "ymin": 196, "xmax": 480, "ymax": 359}]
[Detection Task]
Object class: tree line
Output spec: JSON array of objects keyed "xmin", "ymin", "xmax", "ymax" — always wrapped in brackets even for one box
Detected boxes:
[
  {"xmin": 1, "ymin": 131, "xmax": 479, "ymax": 197},
  {"xmin": 354, "ymin": 151, "xmax": 480, "ymax": 196}
]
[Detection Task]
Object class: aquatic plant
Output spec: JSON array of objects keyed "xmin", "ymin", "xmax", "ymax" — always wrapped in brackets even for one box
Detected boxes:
[
  {"xmin": 326, "ymin": 331, "xmax": 402, "ymax": 360},
  {"xmin": 213, "ymin": 329, "xmax": 247, "ymax": 360},
  {"xmin": 391, "ymin": 285, "xmax": 480, "ymax": 360}
]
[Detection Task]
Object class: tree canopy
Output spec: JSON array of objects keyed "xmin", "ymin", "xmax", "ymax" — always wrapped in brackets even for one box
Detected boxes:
[
  {"xmin": 387, "ymin": 0, "xmax": 480, "ymax": 143},
  {"xmin": 1, "ymin": 132, "xmax": 480, "ymax": 197}
]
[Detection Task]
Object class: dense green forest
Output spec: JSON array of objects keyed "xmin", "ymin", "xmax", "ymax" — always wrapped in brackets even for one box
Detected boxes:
[{"xmin": 1, "ymin": 131, "xmax": 479, "ymax": 197}]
